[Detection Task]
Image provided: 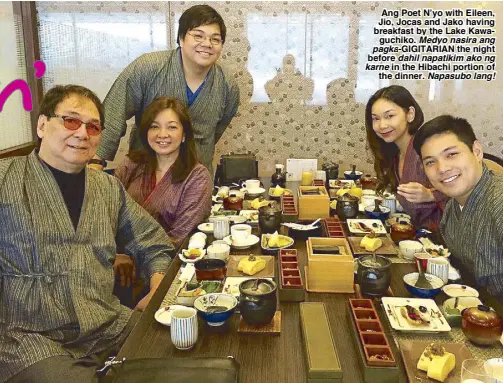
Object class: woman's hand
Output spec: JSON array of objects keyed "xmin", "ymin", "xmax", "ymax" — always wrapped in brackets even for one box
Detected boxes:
[
  {"xmin": 135, "ymin": 291, "xmax": 153, "ymax": 312},
  {"xmin": 397, "ymin": 182, "xmax": 435, "ymax": 203},
  {"xmin": 113, "ymin": 254, "xmax": 136, "ymax": 287}
]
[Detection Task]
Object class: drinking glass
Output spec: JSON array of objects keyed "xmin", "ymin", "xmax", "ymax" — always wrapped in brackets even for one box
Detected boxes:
[{"xmin": 461, "ymin": 359, "xmax": 493, "ymax": 383}]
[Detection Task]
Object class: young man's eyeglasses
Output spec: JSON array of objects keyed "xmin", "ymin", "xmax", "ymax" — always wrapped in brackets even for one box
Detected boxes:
[
  {"xmin": 47, "ymin": 114, "xmax": 102, "ymax": 136},
  {"xmin": 187, "ymin": 32, "xmax": 223, "ymax": 46}
]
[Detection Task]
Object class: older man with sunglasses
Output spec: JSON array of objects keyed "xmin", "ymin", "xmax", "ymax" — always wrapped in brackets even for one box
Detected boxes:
[
  {"xmin": 0, "ymin": 85, "xmax": 174, "ymax": 383},
  {"xmin": 93, "ymin": 4, "xmax": 240, "ymax": 175}
]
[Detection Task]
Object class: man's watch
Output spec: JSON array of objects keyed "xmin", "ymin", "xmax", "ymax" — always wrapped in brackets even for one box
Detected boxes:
[{"xmin": 89, "ymin": 158, "xmax": 107, "ymax": 167}]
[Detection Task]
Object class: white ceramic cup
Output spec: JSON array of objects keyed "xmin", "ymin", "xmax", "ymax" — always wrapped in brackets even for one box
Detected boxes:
[
  {"xmin": 314, "ymin": 170, "xmax": 326, "ymax": 181},
  {"xmin": 188, "ymin": 239, "xmax": 205, "ymax": 249},
  {"xmin": 362, "ymin": 195, "xmax": 377, "ymax": 208},
  {"xmin": 190, "ymin": 232, "xmax": 207, "ymax": 242},
  {"xmin": 242, "ymin": 179, "xmax": 260, "ymax": 191},
  {"xmin": 207, "ymin": 243, "xmax": 231, "ymax": 261},
  {"xmin": 231, "ymin": 224, "xmax": 252, "ymax": 244},
  {"xmin": 427, "ymin": 257, "xmax": 450, "ymax": 284},
  {"xmin": 213, "ymin": 217, "xmax": 230, "ymax": 240},
  {"xmin": 170, "ymin": 307, "xmax": 198, "ymax": 350},
  {"xmin": 399, "ymin": 240, "xmax": 424, "ymax": 261}
]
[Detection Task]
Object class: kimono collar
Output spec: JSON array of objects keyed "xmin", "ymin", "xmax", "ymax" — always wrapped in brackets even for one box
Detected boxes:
[{"xmin": 453, "ymin": 163, "xmax": 491, "ymax": 212}]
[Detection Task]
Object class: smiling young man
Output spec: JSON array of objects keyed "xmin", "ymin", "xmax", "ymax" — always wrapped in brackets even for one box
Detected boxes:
[
  {"xmin": 414, "ymin": 115, "xmax": 503, "ymax": 301},
  {"xmin": 94, "ymin": 5, "xmax": 239, "ymax": 175},
  {"xmin": 0, "ymin": 85, "xmax": 174, "ymax": 383}
]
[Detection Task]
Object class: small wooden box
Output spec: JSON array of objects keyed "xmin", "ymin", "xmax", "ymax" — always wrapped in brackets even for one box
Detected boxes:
[
  {"xmin": 281, "ymin": 194, "xmax": 298, "ymax": 223},
  {"xmin": 300, "ymin": 302, "xmax": 343, "ymax": 383},
  {"xmin": 305, "ymin": 237, "xmax": 354, "ymax": 293},
  {"xmin": 298, "ymin": 186, "xmax": 330, "ymax": 221},
  {"xmin": 278, "ymin": 249, "xmax": 305, "ymax": 302}
]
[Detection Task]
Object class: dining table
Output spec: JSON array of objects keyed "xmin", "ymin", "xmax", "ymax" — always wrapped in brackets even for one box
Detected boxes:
[{"xmin": 113, "ymin": 181, "xmax": 503, "ymax": 383}]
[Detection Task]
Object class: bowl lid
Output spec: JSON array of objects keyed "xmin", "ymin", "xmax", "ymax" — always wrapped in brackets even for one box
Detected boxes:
[
  {"xmin": 462, "ymin": 305, "xmax": 502, "ymax": 327},
  {"xmin": 239, "ymin": 278, "xmax": 277, "ymax": 295}
]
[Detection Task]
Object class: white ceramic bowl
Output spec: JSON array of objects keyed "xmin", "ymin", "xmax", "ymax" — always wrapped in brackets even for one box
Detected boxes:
[
  {"xmin": 399, "ymin": 240, "xmax": 424, "ymax": 260},
  {"xmin": 207, "ymin": 243, "xmax": 231, "ymax": 262}
]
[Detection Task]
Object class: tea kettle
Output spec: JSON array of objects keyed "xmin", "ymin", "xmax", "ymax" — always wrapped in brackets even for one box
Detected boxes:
[
  {"xmin": 335, "ymin": 193, "xmax": 359, "ymax": 220},
  {"xmin": 258, "ymin": 205, "xmax": 282, "ymax": 234}
]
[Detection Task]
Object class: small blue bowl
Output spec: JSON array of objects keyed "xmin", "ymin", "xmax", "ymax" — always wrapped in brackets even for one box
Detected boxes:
[
  {"xmin": 344, "ymin": 170, "xmax": 363, "ymax": 181},
  {"xmin": 364, "ymin": 205, "xmax": 391, "ymax": 220},
  {"xmin": 403, "ymin": 272, "xmax": 444, "ymax": 298},
  {"xmin": 194, "ymin": 293, "xmax": 237, "ymax": 326}
]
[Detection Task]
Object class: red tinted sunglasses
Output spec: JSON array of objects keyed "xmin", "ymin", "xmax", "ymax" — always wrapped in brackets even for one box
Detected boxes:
[{"xmin": 48, "ymin": 114, "xmax": 102, "ymax": 136}]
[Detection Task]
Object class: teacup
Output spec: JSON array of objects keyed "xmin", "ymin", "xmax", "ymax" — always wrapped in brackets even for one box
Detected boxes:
[
  {"xmin": 427, "ymin": 257, "xmax": 450, "ymax": 284},
  {"xmin": 414, "ymin": 252, "xmax": 432, "ymax": 272},
  {"xmin": 231, "ymin": 224, "xmax": 252, "ymax": 244},
  {"xmin": 242, "ymin": 179, "xmax": 260, "ymax": 191},
  {"xmin": 170, "ymin": 307, "xmax": 198, "ymax": 350}
]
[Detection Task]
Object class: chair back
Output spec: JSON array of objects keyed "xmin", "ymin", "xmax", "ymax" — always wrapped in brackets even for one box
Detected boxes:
[{"xmin": 483, "ymin": 153, "xmax": 503, "ymax": 175}]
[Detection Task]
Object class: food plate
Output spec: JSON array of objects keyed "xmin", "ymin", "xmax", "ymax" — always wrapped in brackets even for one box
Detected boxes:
[
  {"xmin": 226, "ymin": 255, "xmax": 275, "ymax": 278},
  {"xmin": 223, "ymin": 276, "xmax": 273, "ymax": 297},
  {"xmin": 198, "ymin": 222, "xmax": 214, "ymax": 234},
  {"xmin": 399, "ymin": 340, "xmax": 472, "ymax": 383},
  {"xmin": 347, "ymin": 236, "xmax": 398, "ymax": 256},
  {"xmin": 239, "ymin": 210, "xmax": 259, "ymax": 224},
  {"xmin": 381, "ymin": 297, "xmax": 451, "ymax": 333},
  {"xmin": 154, "ymin": 305, "xmax": 186, "ymax": 326},
  {"xmin": 347, "ymin": 219, "xmax": 387, "ymax": 235},
  {"xmin": 261, "ymin": 233, "xmax": 294, "ymax": 252},
  {"xmin": 419, "ymin": 238, "xmax": 451, "ymax": 258},
  {"xmin": 223, "ymin": 234, "xmax": 260, "ymax": 250},
  {"xmin": 268, "ymin": 188, "xmax": 293, "ymax": 200},
  {"xmin": 178, "ymin": 248, "xmax": 206, "ymax": 263},
  {"xmin": 329, "ymin": 179, "xmax": 354, "ymax": 188}
]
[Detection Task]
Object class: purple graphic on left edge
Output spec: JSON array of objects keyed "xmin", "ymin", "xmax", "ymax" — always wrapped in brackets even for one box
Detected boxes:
[{"xmin": 0, "ymin": 60, "xmax": 46, "ymax": 112}]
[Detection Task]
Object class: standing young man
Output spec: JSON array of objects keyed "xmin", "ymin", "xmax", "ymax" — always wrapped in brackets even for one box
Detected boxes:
[
  {"xmin": 414, "ymin": 115, "xmax": 503, "ymax": 300},
  {"xmin": 93, "ymin": 5, "xmax": 239, "ymax": 175}
]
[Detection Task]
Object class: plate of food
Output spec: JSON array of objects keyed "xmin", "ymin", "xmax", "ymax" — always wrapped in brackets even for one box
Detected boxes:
[
  {"xmin": 381, "ymin": 297, "xmax": 451, "ymax": 333},
  {"xmin": 347, "ymin": 219, "xmax": 387, "ymax": 235},
  {"xmin": 261, "ymin": 232, "xmax": 294, "ymax": 254},
  {"xmin": 399, "ymin": 340, "xmax": 472, "ymax": 383},
  {"xmin": 176, "ymin": 280, "xmax": 223, "ymax": 306},
  {"xmin": 419, "ymin": 238, "xmax": 451, "ymax": 258},
  {"xmin": 268, "ymin": 185, "xmax": 293, "ymax": 200},
  {"xmin": 178, "ymin": 248, "xmax": 206, "ymax": 263},
  {"xmin": 239, "ymin": 210, "xmax": 259, "ymax": 224},
  {"xmin": 226, "ymin": 255, "xmax": 275, "ymax": 278}
]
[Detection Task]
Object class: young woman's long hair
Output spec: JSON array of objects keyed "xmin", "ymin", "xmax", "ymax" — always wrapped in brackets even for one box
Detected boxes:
[
  {"xmin": 365, "ymin": 85, "xmax": 424, "ymax": 193},
  {"xmin": 128, "ymin": 97, "xmax": 199, "ymax": 183}
]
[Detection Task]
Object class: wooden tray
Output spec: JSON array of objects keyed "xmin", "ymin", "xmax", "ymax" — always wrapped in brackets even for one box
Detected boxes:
[
  {"xmin": 348, "ymin": 236, "xmax": 398, "ymax": 256},
  {"xmin": 399, "ymin": 339, "xmax": 472, "ymax": 383},
  {"xmin": 346, "ymin": 304, "xmax": 399, "ymax": 383},
  {"xmin": 238, "ymin": 311, "xmax": 281, "ymax": 334},
  {"xmin": 226, "ymin": 255, "xmax": 275, "ymax": 278}
]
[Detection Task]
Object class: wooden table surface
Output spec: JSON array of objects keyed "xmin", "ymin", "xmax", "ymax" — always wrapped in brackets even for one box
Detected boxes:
[{"xmin": 115, "ymin": 228, "xmax": 417, "ymax": 383}]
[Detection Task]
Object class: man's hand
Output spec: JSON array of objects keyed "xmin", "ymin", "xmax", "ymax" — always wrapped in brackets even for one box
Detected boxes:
[
  {"xmin": 397, "ymin": 182, "xmax": 435, "ymax": 203},
  {"xmin": 135, "ymin": 291, "xmax": 153, "ymax": 312},
  {"xmin": 113, "ymin": 254, "xmax": 136, "ymax": 287}
]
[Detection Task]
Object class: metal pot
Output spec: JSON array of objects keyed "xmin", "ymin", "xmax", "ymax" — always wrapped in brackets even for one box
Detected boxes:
[
  {"xmin": 357, "ymin": 255, "xmax": 392, "ymax": 297},
  {"xmin": 239, "ymin": 279, "xmax": 277, "ymax": 326},
  {"xmin": 335, "ymin": 194, "xmax": 359, "ymax": 220},
  {"xmin": 258, "ymin": 205, "xmax": 282, "ymax": 234}
]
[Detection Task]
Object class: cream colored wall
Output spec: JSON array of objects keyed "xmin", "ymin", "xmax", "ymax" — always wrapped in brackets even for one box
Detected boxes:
[{"xmin": 36, "ymin": 1, "xmax": 503, "ymax": 175}]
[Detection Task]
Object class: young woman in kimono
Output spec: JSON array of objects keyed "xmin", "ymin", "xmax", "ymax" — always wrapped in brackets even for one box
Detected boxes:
[
  {"xmin": 365, "ymin": 85, "xmax": 448, "ymax": 231},
  {"xmin": 113, "ymin": 97, "xmax": 212, "ymax": 287}
]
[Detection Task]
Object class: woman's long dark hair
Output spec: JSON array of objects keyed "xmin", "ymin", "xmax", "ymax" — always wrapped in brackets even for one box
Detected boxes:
[
  {"xmin": 365, "ymin": 85, "xmax": 424, "ymax": 193},
  {"xmin": 128, "ymin": 97, "xmax": 199, "ymax": 184}
]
